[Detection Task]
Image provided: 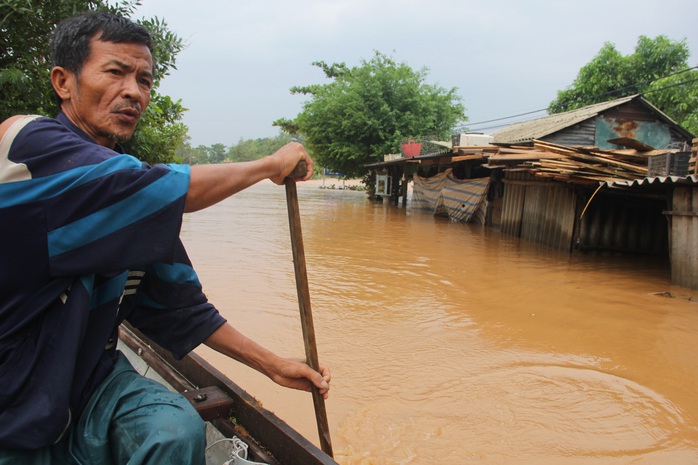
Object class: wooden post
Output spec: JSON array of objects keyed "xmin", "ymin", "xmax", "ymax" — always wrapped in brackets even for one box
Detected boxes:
[{"xmin": 402, "ymin": 162, "xmax": 409, "ymax": 208}]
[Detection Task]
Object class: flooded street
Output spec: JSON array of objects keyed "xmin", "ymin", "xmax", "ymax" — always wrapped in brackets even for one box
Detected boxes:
[{"xmin": 181, "ymin": 180, "xmax": 698, "ymax": 465}]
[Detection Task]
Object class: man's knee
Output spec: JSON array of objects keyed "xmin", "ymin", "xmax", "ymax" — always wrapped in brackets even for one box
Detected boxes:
[
  {"xmin": 151, "ymin": 396, "xmax": 206, "ymax": 443},
  {"xmin": 111, "ymin": 390, "xmax": 207, "ymax": 464}
]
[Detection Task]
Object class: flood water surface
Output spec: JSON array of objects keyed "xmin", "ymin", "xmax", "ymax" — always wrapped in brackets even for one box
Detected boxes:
[{"xmin": 181, "ymin": 180, "xmax": 698, "ymax": 465}]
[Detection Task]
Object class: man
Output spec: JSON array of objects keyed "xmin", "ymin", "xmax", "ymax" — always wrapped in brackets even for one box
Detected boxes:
[{"xmin": 0, "ymin": 12, "xmax": 329, "ymax": 464}]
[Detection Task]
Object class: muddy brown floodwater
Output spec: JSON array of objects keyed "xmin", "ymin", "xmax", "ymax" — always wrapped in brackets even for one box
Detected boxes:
[{"xmin": 181, "ymin": 179, "xmax": 698, "ymax": 465}]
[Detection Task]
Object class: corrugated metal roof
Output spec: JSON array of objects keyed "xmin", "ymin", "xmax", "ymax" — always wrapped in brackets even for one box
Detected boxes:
[
  {"xmin": 491, "ymin": 95, "xmax": 638, "ymax": 145},
  {"xmin": 603, "ymin": 174, "xmax": 698, "ymax": 188}
]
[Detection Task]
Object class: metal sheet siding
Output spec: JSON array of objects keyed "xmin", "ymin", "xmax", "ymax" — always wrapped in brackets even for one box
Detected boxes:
[
  {"xmin": 520, "ymin": 184, "xmax": 576, "ymax": 250},
  {"xmin": 500, "ymin": 172, "xmax": 527, "ymax": 237},
  {"xmin": 543, "ymin": 119, "xmax": 597, "ymax": 147},
  {"xmin": 671, "ymin": 187, "xmax": 698, "ymax": 290},
  {"xmin": 576, "ymin": 193, "xmax": 668, "ymax": 254},
  {"xmin": 500, "ymin": 172, "xmax": 576, "ymax": 250}
]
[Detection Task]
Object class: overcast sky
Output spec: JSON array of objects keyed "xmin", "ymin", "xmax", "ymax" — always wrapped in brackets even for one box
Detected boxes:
[{"xmin": 134, "ymin": 0, "xmax": 698, "ymax": 147}]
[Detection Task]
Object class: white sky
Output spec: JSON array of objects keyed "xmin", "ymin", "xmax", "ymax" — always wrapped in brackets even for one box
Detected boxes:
[{"xmin": 134, "ymin": 0, "xmax": 698, "ymax": 147}]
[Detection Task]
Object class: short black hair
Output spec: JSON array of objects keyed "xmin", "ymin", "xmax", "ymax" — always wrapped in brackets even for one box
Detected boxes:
[{"xmin": 50, "ymin": 12, "xmax": 154, "ymax": 76}]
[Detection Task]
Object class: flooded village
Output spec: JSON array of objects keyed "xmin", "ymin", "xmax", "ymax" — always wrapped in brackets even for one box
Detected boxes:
[
  {"xmin": 124, "ymin": 93, "xmax": 698, "ymax": 465},
  {"xmin": 368, "ymin": 94, "xmax": 698, "ymax": 292},
  {"xmin": 176, "ymin": 95, "xmax": 698, "ymax": 464}
]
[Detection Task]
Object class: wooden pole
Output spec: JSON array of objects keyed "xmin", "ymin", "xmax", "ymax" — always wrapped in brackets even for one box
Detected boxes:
[{"xmin": 284, "ymin": 162, "xmax": 334, "ymax": 457}]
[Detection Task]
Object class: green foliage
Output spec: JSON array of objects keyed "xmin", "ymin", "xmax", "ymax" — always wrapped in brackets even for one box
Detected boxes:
[
  {"xmin": 227, "ymin": 133, "xmax": 293, "ymax": 162},
  {"xmin": 275, "ymin": 51, "xmax": 466, "ymax": 179},
  {"xmin": 121, "ymin": 94, "xmax": 188, "ymax": 164},
  {"xmin": 176, "ymin": 133, "xmax": 294, "ymax": 165},
  {"xmin": 176, "ymin": 143, "xmax": 209, "ymax": 164},
  {"xmin": 548, "ymin": 35, "xmax": 697, "ymax": 135},
  {"xmin": 0, "ymin": 0, "xmax": 188, "ymax": 165},
  {"xmin": 645, "ymin": 71, "xmax": 698, "ymax": 135}
]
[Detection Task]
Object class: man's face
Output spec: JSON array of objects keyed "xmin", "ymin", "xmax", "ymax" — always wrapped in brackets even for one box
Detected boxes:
[{"xmin": 59, "ymin": 37, "xmax": 154, "ymax": 149}]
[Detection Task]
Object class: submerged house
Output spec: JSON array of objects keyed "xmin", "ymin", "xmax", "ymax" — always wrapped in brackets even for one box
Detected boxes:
[
  {"xmin": 366, "ymin": 94, "xmax": 698, "ymax": 289},
  {"xmin": 486, "ymin": 94, "xmax": 697, "ymax": 289}
]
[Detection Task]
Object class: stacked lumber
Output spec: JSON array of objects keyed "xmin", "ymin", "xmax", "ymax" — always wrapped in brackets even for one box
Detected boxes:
[
  {"xmin": 486, "ymin": 140, "xmax": 675, "ymax": 185},
  {"xmin": 529, "ymin": 140, "xmax": 650, "ymax": 183},
  {"xmin": 692, "ymin": 138, "xmax": 698, "ymax": 175}
]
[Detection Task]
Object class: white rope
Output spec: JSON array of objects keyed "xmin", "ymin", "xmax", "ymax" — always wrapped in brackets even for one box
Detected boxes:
[{"xmin": 205, "ymin": 436, "xmax": 269, "ymax": 465}]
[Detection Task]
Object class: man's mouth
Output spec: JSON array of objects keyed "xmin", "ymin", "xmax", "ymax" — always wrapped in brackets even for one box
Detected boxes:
[{"xmin": 113, "ymin": 104, "xmax": 142, "ymax": 123}]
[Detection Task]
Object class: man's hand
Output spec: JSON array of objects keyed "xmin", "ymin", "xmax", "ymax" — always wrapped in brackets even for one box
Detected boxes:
[
  {"xmin": 268, "ymin": 142, "xmax": 314, "ymax": 184},
  {"xmin": 268, "ymin": 357, "xmax": 331, "ymax": 399},
  {"xmin": 204, "ymin": 324, "xmax": 330, "ymax": 398}
]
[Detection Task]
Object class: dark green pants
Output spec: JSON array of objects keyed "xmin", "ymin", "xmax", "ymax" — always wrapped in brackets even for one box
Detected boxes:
[{"xmin": 0, "ymin": 351, "xmax": 206, "ymax": 465}]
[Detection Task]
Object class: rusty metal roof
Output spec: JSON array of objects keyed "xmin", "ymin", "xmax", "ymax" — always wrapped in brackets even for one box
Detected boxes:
[{"xmin": 491, "ymin": 95, "xmax": 641, "ymax": 145}]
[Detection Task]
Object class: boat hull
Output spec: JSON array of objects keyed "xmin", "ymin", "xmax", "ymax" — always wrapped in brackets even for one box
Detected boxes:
[{"xmin": 118, "ymin": 323, "xmax": 337, "ymax": 465}]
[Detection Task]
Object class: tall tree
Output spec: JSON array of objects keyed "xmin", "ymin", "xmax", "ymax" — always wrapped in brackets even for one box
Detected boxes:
[
  {"xmin": 548, "ymin": 35, "xmax": 697, "ymax": 135},
  {"xmin": 274, "ymin": 52, "xmax": 465, "ymax": 178},
  {"xmin": 0, "ymin": 0, "xmax": 187, "ymax": 164}
]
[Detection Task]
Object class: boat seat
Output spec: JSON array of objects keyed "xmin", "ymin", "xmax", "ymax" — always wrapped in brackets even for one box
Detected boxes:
[{"xmin": 182, "ymin": 386, "xmax": 235, "ymax": 422}]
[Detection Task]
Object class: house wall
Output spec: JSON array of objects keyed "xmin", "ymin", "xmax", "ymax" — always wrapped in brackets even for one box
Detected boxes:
[
  {"xmin": 575, "ymin": 191, "xmax": 668, "ymax": 255},
  {"xmin": 500, "ymin": 171, "xmax": 527, "ymax": 237},
  {"xmin": 500, "ymin": 172, "xmax": 576, "ymax": 250},
  {"xmin": 543, "ymin": 101, "xmax": 691, "ymax": 150},
  {"xmin": 500, "ymin": 171, "xmax": 670, "ymax": 256},
  {"xmin": 670, "ymin": 186, "xmax": 698, "ymax": 290},
  {"xmin": 543, "ymin": 119, "xmax": 596, "ymax": 146}
]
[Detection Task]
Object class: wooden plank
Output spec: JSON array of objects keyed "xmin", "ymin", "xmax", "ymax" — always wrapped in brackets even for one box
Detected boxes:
[
  {"xmin": 488, "ymin": 151, "xmax": 567, "ymax": 162},
  {"xmin": 453, "ymin": 145, "xmax": 499, "ymax": 152},
  {"xmin": 607, "ymin": 137, "xmax": 655, "ymax": 151},
  {"xmin": 183, "ymin": 386, "xmax": 235, "ymax": 422},
  {"xmin": 595, "ymin": 148, "xmax": 669, "ymax": 158},
  {"xmin": 561, "ymin": 151, "xmax": 647, "ymax": 175},
  {"xmin": 452, "ymin": 153, "xmax": 485, "ymax": 162}
]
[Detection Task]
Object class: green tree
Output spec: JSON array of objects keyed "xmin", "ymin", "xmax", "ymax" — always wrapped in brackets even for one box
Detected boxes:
[
  {"xmin": 0, "ymin": 0, "xmax": 187, "ymax": 164},
  {"xmin": 274, "ymin": 51, "xmax": 466, "ymax": 179},
  {"xmin": 548, "ymin": 35, "xmax": 697, "ymax": 135},
  {"xmin": 227, "ymin": 133, "xmax": 293, "ymax": 162},
  {"xmin": 121, "ymin": 94, "xmax": 188, "ymax": 164},
  {"xmin": 206, "ymin": 143, "xmax": 227, "ymax": 164},
  {"xmin": 645, "ymin": 71, "xmax": 698, "ymax": 136},
  {"xmin": 187, "ymin": 144, "xmax": 211, "ymax": 164}
]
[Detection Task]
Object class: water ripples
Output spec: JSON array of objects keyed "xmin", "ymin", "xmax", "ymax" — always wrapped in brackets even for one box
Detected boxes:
[{"xmin": 182, "ymin": 181, "xmax": 698, "ymax": 465}]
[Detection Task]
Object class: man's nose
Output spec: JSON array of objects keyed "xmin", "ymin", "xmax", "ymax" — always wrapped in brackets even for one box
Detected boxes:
[{"xmin": 121, "ymin": 75, "xmax": 144, "ymax": 102}]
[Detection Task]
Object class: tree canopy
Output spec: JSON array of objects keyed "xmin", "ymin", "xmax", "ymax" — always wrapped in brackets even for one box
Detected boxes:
[
  {"xmin": 176, "ymin": 133, "xmax": 294, "ymax": 165},
  {"xmin": 548, "ymin": 35, "xmax": 698, "ymax": 135},
  {"xmin": 274, "ymin": 52, "xmax": 466, "ymax": 178},
  {"xmin": 0, "ymin": 0, "xmax": 187, "ymax": 165}
]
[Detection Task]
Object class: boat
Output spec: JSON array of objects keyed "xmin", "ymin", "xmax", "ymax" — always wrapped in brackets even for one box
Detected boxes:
[{"xmin": 118, "ymin": 322, "xmax": 339, "ymax": 465}]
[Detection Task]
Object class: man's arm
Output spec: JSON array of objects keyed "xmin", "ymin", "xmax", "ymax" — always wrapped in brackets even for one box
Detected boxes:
[
  {"xmin": 184, "ymin": 142, "xmax": 313, "ymax": 213},
  {"xmin": 203, "ymin": 323, "xmax": 331, "ymax": 398}
]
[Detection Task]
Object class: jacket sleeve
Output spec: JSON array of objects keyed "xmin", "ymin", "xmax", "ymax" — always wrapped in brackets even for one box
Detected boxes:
[{"xmin": 123, "ymin": 239, "xmax": 227, "ymax": 359}]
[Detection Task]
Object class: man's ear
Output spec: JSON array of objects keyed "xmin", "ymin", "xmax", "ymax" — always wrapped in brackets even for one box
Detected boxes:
[{"xmin": 50, "ymin": 66, "xmax": 75, "ymax": 102}]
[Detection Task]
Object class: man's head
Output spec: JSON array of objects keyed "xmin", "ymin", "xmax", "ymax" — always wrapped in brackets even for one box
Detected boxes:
[{"xmin": 49, "ymin": 13, "xmax": 155, "ymax": 148}]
